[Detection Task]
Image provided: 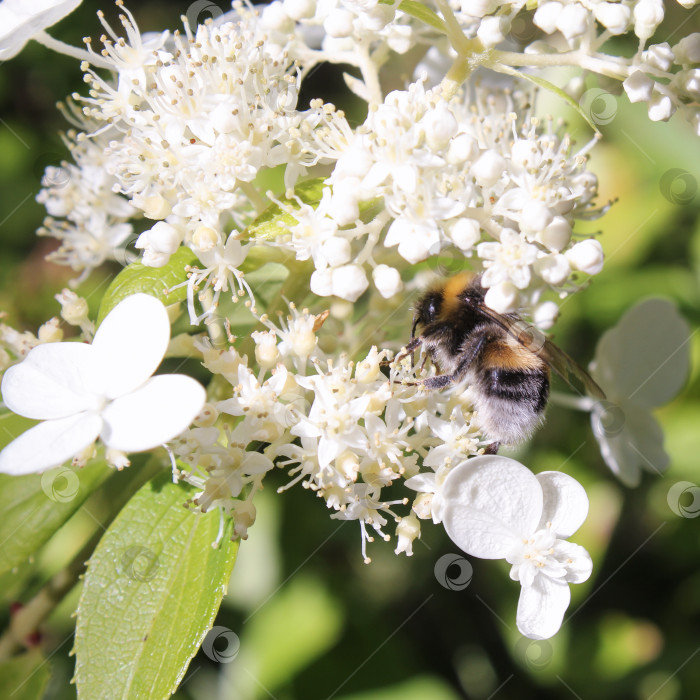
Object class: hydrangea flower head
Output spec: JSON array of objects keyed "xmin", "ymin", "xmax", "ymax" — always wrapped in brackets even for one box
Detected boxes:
[
  {"xmin": 0, "ymin": 293, "xmax": 205, "ymax": 475},
  {"xmin": 440, "ymin": 455, "xmax": 592, "ymax": 639},
  {"xmin": 589, "ymin": 299, "xmax": 690, "ymax": 486}
]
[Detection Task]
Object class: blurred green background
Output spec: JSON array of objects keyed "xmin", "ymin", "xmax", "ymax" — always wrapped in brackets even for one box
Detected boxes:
[{"xmin": 1, "ymin": 2, "xmax": 699, "ymax": 699}]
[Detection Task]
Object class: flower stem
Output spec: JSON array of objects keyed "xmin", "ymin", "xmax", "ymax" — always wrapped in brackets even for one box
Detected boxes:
[
  {"xmin": 0, "ymin": 530, "xmax": 102, "ymax": 660},
  {"xmin": 549, "ymin": 391, "xmax": 595, "ymax": 412},
  {"xmin": 491, "ymin": 49, "xmax": 630, "ymax": 81}
]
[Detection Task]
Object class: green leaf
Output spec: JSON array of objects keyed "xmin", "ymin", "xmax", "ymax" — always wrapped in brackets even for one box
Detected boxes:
[
  {"xmin": 97, "ymin": 246, "xmax": 198, "ymax": 324},
  {"xmin": 0, "ymin": 413, "xmax": 111, "ymax": 577},
  {"xmin": 0, "ymin": 650, "xmax": 51, "ymax": 700},
  {"xmin": 246, "ymin": 177, "xmax": 326, "ymax": 241},
  {"xmin": 397, "ymin": 0, "xmax": 448, "ymax": 34},
  {"xmin": 492, "ymin": 63, "xmax": 600, "ymax": 134},
  {"xmin": 75, "ymin": 471, "xmax": 239, "ymax": 700}
]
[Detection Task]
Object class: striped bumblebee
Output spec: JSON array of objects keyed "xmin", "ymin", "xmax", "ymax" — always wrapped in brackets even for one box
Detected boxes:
[{"xmin": 403, "ymin": 272, "xmax": 605, "ymax": 452}]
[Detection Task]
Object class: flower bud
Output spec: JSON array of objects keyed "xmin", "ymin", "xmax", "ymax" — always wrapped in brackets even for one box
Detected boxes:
[
  {"xmin": 634, "ymin": 0, "xmax": 664, "ymax": 41},
  {"xmin": 372, "ymin": 264, "xmax": 403, "ymax": 298},
  {"xmin": 423, "ymin": 101, "xmax": 458, "ymax": 151},
  {"xmin": 193, "ymin": 403, "xmax": 219, "ymax": 427},
  {"xmin": 252, "ymin": 330, "xmax": 280, "ymax": 369},
  {"xmin": 643, "ymin": 43, "xmax": 674, "ymax": 72},
  {"xmin": 331, "ymin": 264, "xmax": 368, "ymax": 302},
  {"xmin": 623, "ymin": 71, "xmax": 654, "ymax": 103},
  {"xmin": 593, "ymin": 2, "xmax": 631, "ymax": 35},
  {"xmin": 672, "ymin": 33, "xmax": 700, "ymax": 65},
  {"xmin": 534, "ymin": 254, "xmax": 570, "ymax": 285},
  {"xmin": 321, "ymin": 237, "xmax": 351, "ymax": 267},
  {"xmin": 448, "ymin": 218, "xmax": 481, "ymax": 251},
  {"xmin": 484, "ymin": 281, "xmax": 519, "ymax": 313},
  {"xmin": 539, "ymin": 216, "xmax": 572, "ymax": 252},
  {"xmin": 283, "ymin": 0, "xmax": 316, "ymax": 21},
  {"xmin": 556, "ymin": 3, "xmax": 589, "ymax": 40},
  {"xmin": 565, "ymin": 239, "xmax": 604, "ymax": 275},
  {"xmin": 324, "ymin": 8, "xmax": 354, "ymax": 38},
  {"xmin": 55, "ymin": 289, "xmax": 89, "ymax": 326},
  {"xmin": 534, "ymin": 301, "xmax": 559, "ymax": 330},
  {"xmin": 136, "ymin": 221, "xmax": 182, "ymax": 267},
  {"xmin": 38, "ymin": 318, "xmax": 63, "ymax": 343},
  {"xmin": 477, "ymin": 16, "xmax": 506, "ymax": 48},
  {"xmin": 471, "ymin": 150, "xmax": 505, "ymax": 186},
  {"xmin": 534, "ymin": 2, "xmax": 563, "ymax": 34},
  {"xmin": 310, "ymin": 269, "xmax": 333, "ymax": 296},
  {"xmin": 647, "ymin": 91, "xmax": 675, "ymax": 121}
]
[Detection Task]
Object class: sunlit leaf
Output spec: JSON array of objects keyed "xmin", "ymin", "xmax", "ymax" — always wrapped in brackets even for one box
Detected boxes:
[
  {"xmin": 97, "ymin": 246, "xmax": 198, "ymax": 324},
  {"xmin": 0, "ymin": 413, "xmax": 111, "ymax": 577},
  {"xmin": 75, "ymin": 471, "xmax": 238, "ymax": 700}
]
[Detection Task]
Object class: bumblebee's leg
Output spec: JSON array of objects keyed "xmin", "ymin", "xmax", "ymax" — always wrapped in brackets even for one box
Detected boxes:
[
  {"xmin": 420, "ymin": 374, "xmax": 456, "ymax": 390},
  {"xmin": 394, "ymin": 336, "xmax": 423, "ymax": 364},
  {"xmin": 484, "ymin": 441, "xmax": 500, "ymax": 455},
  {"xmin": 419, "ymin": 334, "xmax": 487, "ymax": 390}
]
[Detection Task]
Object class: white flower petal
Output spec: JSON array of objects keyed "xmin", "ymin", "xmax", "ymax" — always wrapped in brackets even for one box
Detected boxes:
[
  {"xmin": 0, "ymin": 412, "xmax": 101, "ymax": 475},
  {"xmin": 92, "ymin": 294, "xmax": 171, "ymax": 399},
  {"xmin": 404, "ymin": 473, "xmax": 437, "ymax": 492},
  {"xmin": 441, "ymin": 456, "xmax": 543, "ymax": 559},
  {"xmin": 0, "ymin": 0, "xmax": 83, "ymax": 60},
  {"xmin": 593, "ymin": 403, "xmax": 669, "ymax": 487},
  {"xmin": 592, "ymin": 299, "xmax": 690, "ymax": 408},
  {"xmin": 556, "ymin": 542, "xmax": 593, "ymax": 583},
  {"xmin": 516, "ymin": 576, "xmax": 571, "ymax": 640},
  {"xmin": 536, "ymin": 471, "xmax": 589, "ymax": 538},
  {"xmin": 101, "ymin": 374, "xmax": 205, "ymax": 452},
  {"xmin": 1, "ymin": 341, "xmax": 98, "ymax": 419}
]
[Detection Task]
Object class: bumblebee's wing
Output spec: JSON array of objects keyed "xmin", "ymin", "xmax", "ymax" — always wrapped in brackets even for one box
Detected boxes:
[
  {"xmin": 537, "ymin": 336, "xmax": 606, "ymax": 399},
  {"xmin": 472, "ymin": 302, "xmax": 606, "ymax": 400}
]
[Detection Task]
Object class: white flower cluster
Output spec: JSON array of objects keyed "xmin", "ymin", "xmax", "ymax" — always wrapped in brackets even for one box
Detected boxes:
[
  {"xmin": 37, "ymin": 116, "xmax": 135, "ymax": 282},
  {"xmin": 288, "ymin": 79, "xmax": 604, "ymax": 316},
  {"xmin": 171, "ymin": 303, "xmax": 490, "ymax": 556},
  {"xmin": 623, "ymin": 33, "xmax": 700, "ymax": 128}
]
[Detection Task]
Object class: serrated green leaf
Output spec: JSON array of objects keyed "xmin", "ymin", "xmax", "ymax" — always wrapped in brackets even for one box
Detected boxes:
[
  {"xmin": 246, "ymin": 178, "xmax": 326, "ymax": 241},
  {"xmin": 397, "ymin": 0, "xmax": 448, "ymax": 34},
  {"xmin": 0, "ymin": 650, "xmax": 51, "ymax": 700},
  {"xmin": 0, "ymin": 413, "xmax": 111, "ymax": 577},
  {"xmin": 75, "ymin": 471, "xmax": 239, "ymax": 700},
  {"xmin": 492, "ymin": 63, "xmax": 600, "ymax": 134},
  {"xmin": 97, "ymin": 246, "xmax": 198, "ymax": 324}
]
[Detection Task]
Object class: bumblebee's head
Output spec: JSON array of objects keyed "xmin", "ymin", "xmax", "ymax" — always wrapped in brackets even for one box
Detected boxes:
[{"xmin": 412, "ymin": 289, "xmax": 443, "ymax": 337}]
